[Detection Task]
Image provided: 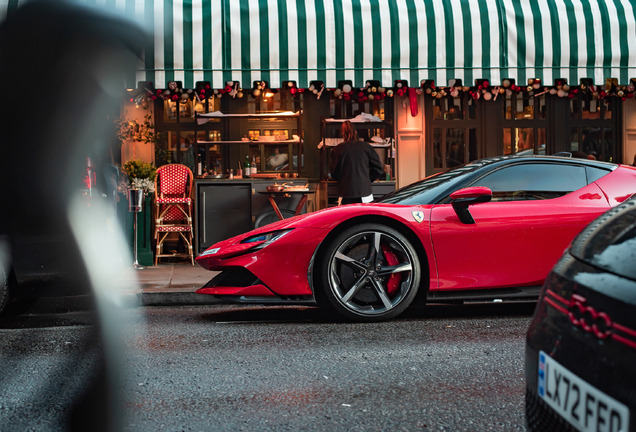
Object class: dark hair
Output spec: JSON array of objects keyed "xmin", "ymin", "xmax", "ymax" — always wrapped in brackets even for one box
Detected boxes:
[{"xmin": 341, "ymin": 120, "xmax": 358, "ymax": 142}]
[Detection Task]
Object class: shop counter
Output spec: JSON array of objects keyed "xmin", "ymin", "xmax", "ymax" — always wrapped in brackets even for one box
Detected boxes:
[
  {"xmin": 194, "ymin": 178, "xmax": 309, "ymax": 254},
  {"xmin": 318, "ymin": 180, "xmax": 396, "ymax": 208}
]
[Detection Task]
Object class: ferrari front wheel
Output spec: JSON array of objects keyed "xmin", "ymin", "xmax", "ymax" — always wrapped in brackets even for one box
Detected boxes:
[{"xmin": 319, "ymin": 224, "xmax": 421, "ymax": 322}]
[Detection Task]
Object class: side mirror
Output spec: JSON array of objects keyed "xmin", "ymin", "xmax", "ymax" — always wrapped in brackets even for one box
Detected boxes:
[{"xmin": 450, "ymin": 187, "xmax": 492, "ymax": 224}]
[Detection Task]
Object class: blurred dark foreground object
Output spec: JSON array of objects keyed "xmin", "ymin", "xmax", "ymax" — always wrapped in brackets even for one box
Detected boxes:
[
  {"xmin": 0, "ymin": 0, "xmax": 142, "ymax": 300},
  {"xmin": 0, "ymin": 1, "xmax": 144, "ymax": 431}
]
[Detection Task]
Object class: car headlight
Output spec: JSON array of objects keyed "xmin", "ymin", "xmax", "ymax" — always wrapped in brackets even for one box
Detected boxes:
[{"xmin": 241, "ymin": 229, "xmax": 293, "ymax": 249}]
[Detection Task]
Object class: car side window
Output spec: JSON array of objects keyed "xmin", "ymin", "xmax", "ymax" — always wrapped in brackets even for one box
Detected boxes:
[
  {"xmin": 586, "ymin": 166, "xmax": 611, "ymax": 183},
  {"xmin": 471, "ymin": 163, "xmax": 588, "ymax": 202}
]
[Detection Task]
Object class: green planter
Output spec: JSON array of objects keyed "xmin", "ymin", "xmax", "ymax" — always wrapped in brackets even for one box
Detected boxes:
[{"xmin": 118, "ymin": 193, "xmax": 154, "ymax": 266}]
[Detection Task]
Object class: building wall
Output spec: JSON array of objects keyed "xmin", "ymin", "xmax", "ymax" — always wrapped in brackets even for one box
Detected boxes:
[
  {"xmin": 395, "ymin": 93, "xmax": 426, "ymax": 189},
  {"xmin": 623, "ymin": 99, "xmax": 636, "ymax": 166}
]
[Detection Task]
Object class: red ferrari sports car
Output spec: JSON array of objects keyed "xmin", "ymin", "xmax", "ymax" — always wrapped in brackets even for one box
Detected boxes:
[{"xmin": 196, "ymin": 156, "xmax": 636, "ymax": 322}]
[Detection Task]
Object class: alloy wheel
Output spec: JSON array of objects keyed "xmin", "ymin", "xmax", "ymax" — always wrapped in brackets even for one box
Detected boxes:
[{"xmin": 327, "ymin": 230, "xmax": 415, "ymax": 317}]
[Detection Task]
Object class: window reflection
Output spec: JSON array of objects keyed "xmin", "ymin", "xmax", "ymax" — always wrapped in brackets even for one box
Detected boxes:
[
  {"xmin": 179, "ymin": 99, "xmax": 193, "ymax": 122},
  {"xmin": 503, "ymin": 129, "xmax": 512, "ymax": 155},
  {"xmin": 446, "ymin": 128, "xmax": 465, "ymax": 167},
  {"xmin": 164, "ymin": 100, "xmax": 177, "ymax": 122},
  {"xmin": 516, "ymin": 128, "xmax": 534, "ymax": 154},
  {"xmin": 504, "ymin": 93, "xmax": 543, "ymax": 120},
  {"xmin": 433, "ymin": 128, "xmax": 442, "ymax": 168},
  {"xmin": 265, "ymin": 145, "xmax": 290, "ymax": 171}
]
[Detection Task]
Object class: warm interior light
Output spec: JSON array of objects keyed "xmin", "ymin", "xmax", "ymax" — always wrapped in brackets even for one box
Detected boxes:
[{"xmin": 264, "ymin": 90, "xmax": 274, "ymax": 98}]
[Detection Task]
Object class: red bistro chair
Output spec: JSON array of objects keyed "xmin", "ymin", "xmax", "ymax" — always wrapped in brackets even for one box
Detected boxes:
[{"xmin": 153, "ymin": 164, "xmax": 194, "ymax": 265}]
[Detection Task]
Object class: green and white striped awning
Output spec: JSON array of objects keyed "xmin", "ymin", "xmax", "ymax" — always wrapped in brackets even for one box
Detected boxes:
[{"xmin": 3, "ymin": 0, "xmax": 636, "ymax": 88}]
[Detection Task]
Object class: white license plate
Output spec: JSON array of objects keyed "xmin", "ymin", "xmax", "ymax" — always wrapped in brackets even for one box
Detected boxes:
[
  {"xmin": 200, "ymin": 247, "xmax": 220, "ymax": 257},
  {"xmin": 538, "ymin": 351, "xmax": 630, "ymax": 432}
]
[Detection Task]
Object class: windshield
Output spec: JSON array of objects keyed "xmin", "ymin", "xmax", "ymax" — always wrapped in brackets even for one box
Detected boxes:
[{"xmin": 378, "ymin": 158, "xmax": 504, "ymax": 205}]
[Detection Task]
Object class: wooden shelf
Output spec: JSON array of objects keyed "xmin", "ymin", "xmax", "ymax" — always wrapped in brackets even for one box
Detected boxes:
[{"xmin": 195, "ymin": 140, "xmax": 302, "ymax": 145}]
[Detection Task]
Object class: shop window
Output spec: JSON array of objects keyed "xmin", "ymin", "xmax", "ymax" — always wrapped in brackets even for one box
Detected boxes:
[
  {"xmin": 537, "ymin": 128, "xmax": 547, "ymax": 154},
  {"xmin": 502, "ymin": 127, "xmax": 546, "ymax": 156},
  {"xmin": 536, "ymin": 97, "xmax": 546, "ymax": 119},
  {"xmin": 197, "ymin": 130, "xmax": 222, "ymax": 141},
  {"xmin": 571, "ymin": 94, "xmax": 613, "ymax": 121},
  {"xmin": 243, "ymin": 89, "xmax": 302, "ymax": 174},
  {"xmin": 164, "ymin": 100, "xmax": 177, "ymax": 123},
  {"xmin": 566, "ymin": 93, "xmax": 618, "ymax": 162},
  {"xmin": 501, "ymin": 91, "xmax": 546, "ymax": 157},
  {"xmin": 468, "ymin": 128, "xmax": 478, "ymax": 160},
  {"xmin": 329, "ymin": 97, "xmax": 387, "ymax": 123},
  {"xmin": 263, "ymin": 129, "xmax": 289, "ymax": 140},
  {"xmin": 583, "ymin": 98, "xmax": 600, "ymax": 119},
  {"xmin": 247, "ymin": 89, "xmax": 301, "ymax": 114},
  {"xmin": 164, "ymin": 95, "xmax": 215, "ymax": 124},
  {"xmin": 175, "ymin": 131, "xmax": 195, "ymax": 172},
  {"xmin": 205, "ymin": 97, "xmax": 221, "ymax": 122},
  {"xmin": 179, "ymin": 99, "xmax": 194, "ymax": 122},
  {"xmin": 472, "ymin": 163, "xmax": 587, "ymax": 201},
  {"xmin": 516, "ymin": 128, "xmax": 534, "ymax": 154},
  {"xmin": 504, "ymin": 93, "xmax": 543, "ymax": 120},
  {"xmin": 604, "ymin": 100, "xmax": 613, "ymax": 119},
  {"xmin": 264, "ymin": 144, "xmax": 291, "ymax": 171},
  {"xmin": 445, "ymin": 129, "xmax": 465, "ymax": 167},
  {"xmin": 433, "ymin": 128, "xmax": 442, "ymax": 168},
  {"xmin": 571, "ymin": 127, "xmax": 614, "ymax": 162},
  {"xmin": 196, "ymin": 130, "xmax": 222, "ymax": 174},
  {"xmin": 207, "ymin": 96, "xmax": 221, "ymax": 113},
  {"xmin": 432, "ymin": 96, "xmax": 476, "ymax": 121},
  {"xmin": 503, "ymin": 128, "xmax": 512, "ymax": 155},
  {"xmin": 428, "ymin": 93, "xmax": 479, "ymax": 173},
  {"xmin": 432, "ymin": 127, "xmax": 478, "ymax": 169}
]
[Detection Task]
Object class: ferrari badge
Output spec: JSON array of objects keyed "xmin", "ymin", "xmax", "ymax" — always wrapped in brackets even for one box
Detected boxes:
[{"xmin": 412, "ymin": 211, "xmax": 424, "ymax": 223}]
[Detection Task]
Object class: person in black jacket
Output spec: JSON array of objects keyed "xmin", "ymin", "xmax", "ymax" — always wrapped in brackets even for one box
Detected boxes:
[{"xmin": 330, "ymin": 121, "xmax": 385, "ymax": 205}]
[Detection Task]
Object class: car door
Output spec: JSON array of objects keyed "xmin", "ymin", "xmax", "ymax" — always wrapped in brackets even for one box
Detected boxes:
[{"xmin": 429, "ymin": 162, "xmax": 611, "ymax": 291}]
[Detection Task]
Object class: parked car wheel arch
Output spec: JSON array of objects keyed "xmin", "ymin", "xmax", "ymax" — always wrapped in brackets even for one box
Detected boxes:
[{"xmin": 311, "ymin": 214, "xmax": 430, "ymax": 306}]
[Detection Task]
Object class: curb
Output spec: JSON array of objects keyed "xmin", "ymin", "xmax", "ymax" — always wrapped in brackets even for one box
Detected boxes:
[
  {"xmin": 141, "ymin": 291, "xmax": 223, "ymax": 307},
  {"xmin": 17, "ymin": 291, "xmax": 222, "ymax": 315}
]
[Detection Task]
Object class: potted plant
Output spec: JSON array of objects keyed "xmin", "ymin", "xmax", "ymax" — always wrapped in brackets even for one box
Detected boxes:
[{"xmin": 118, "ymin": 159, "xmax": 157, "ymax": 266}]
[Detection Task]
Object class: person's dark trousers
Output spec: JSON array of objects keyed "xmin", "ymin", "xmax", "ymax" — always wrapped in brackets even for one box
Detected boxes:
[{"xmin": 341, "ymin": 197, "xmax": 364, "ymax": 205}]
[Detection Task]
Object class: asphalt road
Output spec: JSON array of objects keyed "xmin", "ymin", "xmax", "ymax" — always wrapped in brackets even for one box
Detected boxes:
[{"xmin": 0, "ymin": 302, "xmax": 536, "ymax": 431}]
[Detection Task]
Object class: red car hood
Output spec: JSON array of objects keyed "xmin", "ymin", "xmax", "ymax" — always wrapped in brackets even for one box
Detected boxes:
[{"xmin": 196, "ymin": 202, "xmax": 429, "ymax": 265}]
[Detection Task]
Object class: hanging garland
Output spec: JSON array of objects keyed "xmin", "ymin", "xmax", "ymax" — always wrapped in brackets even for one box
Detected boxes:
[
  {"xmin": 421, "ymin": 78, "xmax": 635, "ymax": 102},
  {"xmin": 123, "ymin": 77, "xmax": 636, "ymax": 106}
]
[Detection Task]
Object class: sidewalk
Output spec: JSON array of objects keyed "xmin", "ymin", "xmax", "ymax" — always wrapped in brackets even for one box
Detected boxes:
[{"xmin": 118, "ymin": 262, "xmax": 222, "ymax": 307}]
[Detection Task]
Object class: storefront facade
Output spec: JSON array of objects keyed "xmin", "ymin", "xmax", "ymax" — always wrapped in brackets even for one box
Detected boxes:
[{"xmin": 5, "ymin": 0, "xmax": 636, "ymax": 190}]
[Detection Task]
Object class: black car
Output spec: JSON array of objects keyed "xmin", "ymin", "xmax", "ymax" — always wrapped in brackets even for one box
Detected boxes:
[{"xmin": 526, "ymin": 198, "xmax": 636, "ymax": 432}]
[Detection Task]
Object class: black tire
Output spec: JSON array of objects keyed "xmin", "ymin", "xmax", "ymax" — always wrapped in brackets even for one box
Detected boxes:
[{"xmin": 318, "ymin": 223, "xmax": 421, "ymax": 322}]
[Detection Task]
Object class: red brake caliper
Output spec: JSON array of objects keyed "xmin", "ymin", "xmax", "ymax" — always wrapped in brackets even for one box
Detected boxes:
[{"xmin": 380, "ymin": 244, "xmax": 402, "ymax": 296}]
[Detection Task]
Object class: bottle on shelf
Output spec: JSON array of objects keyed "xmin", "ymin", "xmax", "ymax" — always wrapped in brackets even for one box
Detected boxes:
[
  {"xmin": 244, "ymin": 154, "xmax": 251, "ymax": 178},
  {"xmin": 251, "ymin": 156, "xmax": 257, "ymax": 175},
  {"xmin": 229, "ymin": 169, "xmax": 234, "ymax": 180},
  {"xmin": 197, "ymin": 154, "xmax": 202, "ymax": 176}
]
